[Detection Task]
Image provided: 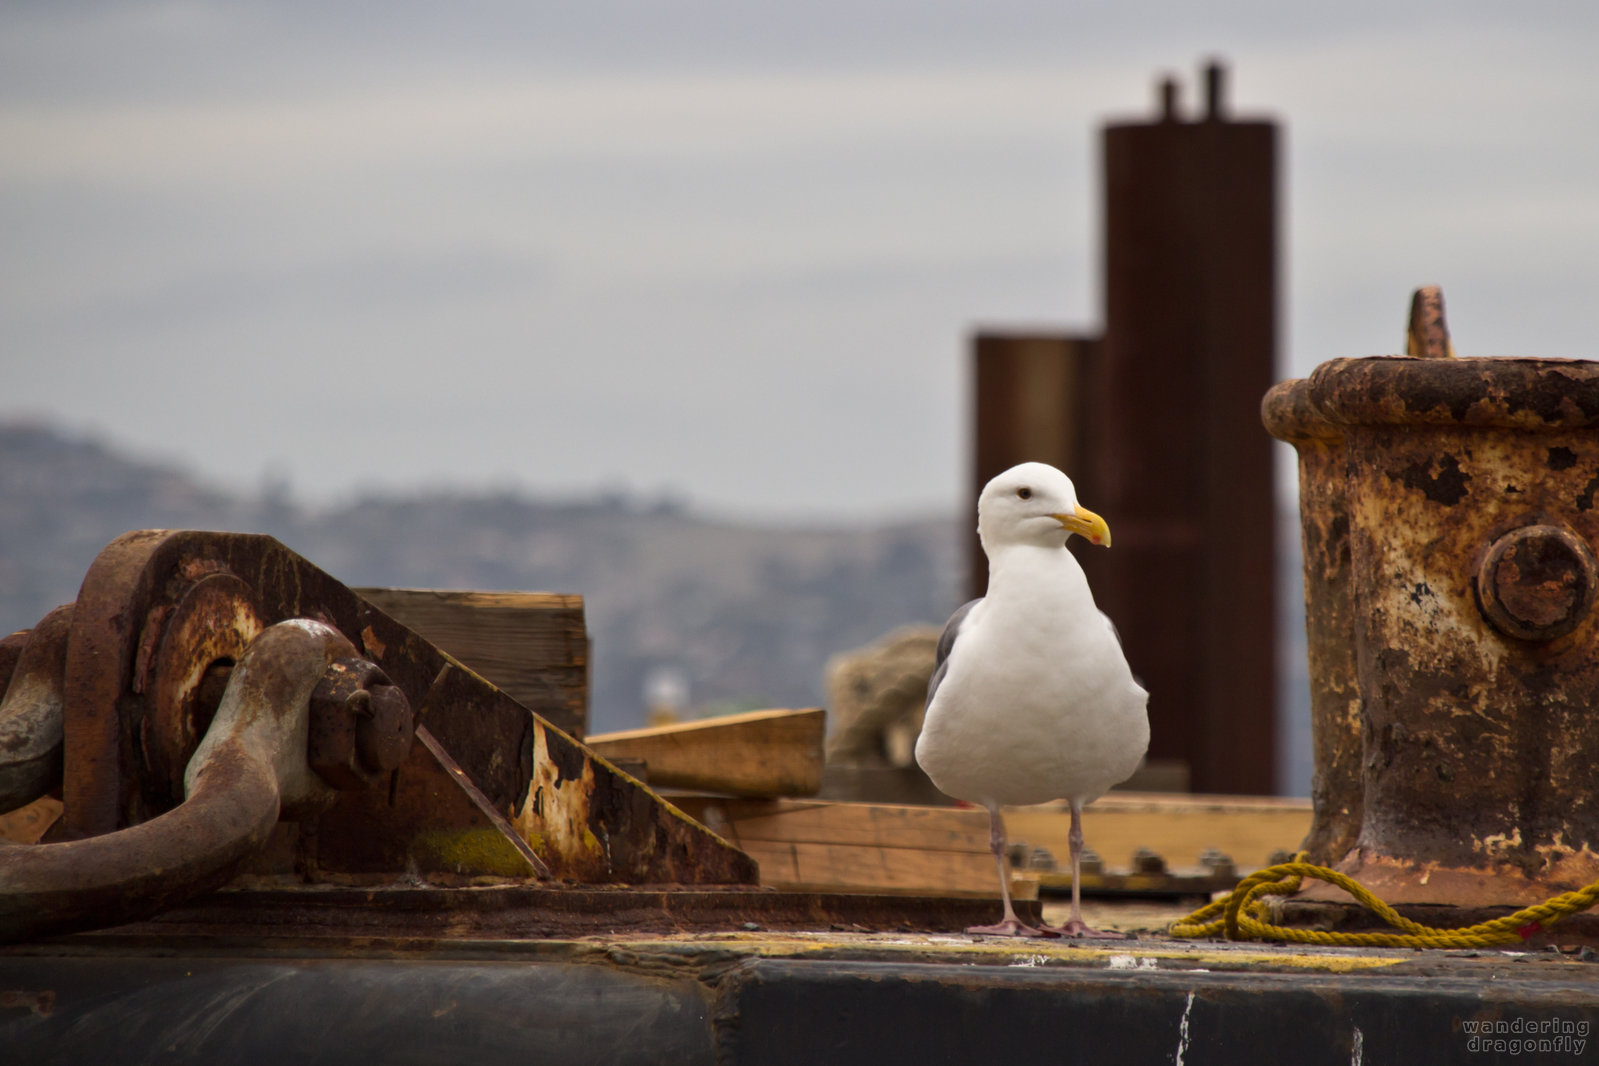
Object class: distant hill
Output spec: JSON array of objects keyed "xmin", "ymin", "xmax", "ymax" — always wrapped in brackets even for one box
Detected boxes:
[
  {"xmin": 0, "ymin": 421, "xmax": 964, "ymax": 733},
  {"xmin": 0, "ymin": 420, "xmax": 1309, "ymax": 791}
]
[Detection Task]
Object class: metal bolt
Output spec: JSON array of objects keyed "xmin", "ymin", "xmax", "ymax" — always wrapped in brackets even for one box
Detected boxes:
[
  {"xmin": 1026, "ymin": 846, "xmax": 1058, "ymax": 871},
  {"xmin": 308, "ymin": 657, "xmax": 414, "ymax": 790},
  {"xmin": 1077, "ymin": 848, "xmax": 1104, "ymax": 876},
  {"xmin": 1131, "ymin": 847, "xmax": 1166, "ymax": 875},
  {"xmin": 1198, "ymin": 848, "xmax": 1237, "ymax": 880},
  {"xmin": 1477, "ymin": 524, "xmax": 1598, "ymax": 642},
  {"xmin": 355, "ymin": 682, "xmax": 414, "ymax": 773}
]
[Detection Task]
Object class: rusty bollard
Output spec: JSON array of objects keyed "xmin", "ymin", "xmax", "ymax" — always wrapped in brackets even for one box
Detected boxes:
[
  {"xmin": 1261, "ymin": 380, "xmax": 1361, "ymax": 867},
  {"xmin": 1266, "ymin": 353, "xmax": 1599, "ymax": 907}
]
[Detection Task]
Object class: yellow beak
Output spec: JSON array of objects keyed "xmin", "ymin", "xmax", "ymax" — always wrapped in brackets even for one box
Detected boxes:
[{"xmin": 1053, "ymin": 505, "xmax": 1112, "ymax": 547}]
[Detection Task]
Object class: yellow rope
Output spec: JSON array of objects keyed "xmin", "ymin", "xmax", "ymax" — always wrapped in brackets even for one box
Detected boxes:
[{"xmin": 1168, "ymin": 858, "xmax": 1599, "ymax": 949}]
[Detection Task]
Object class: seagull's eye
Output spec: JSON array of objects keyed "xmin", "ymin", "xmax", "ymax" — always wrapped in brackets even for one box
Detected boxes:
[{"xmin": 1017, "ymin": 487, "xmax": 1032, "ymax": 500}]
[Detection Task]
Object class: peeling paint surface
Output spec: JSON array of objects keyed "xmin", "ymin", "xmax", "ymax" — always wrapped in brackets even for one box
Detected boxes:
[{"xmin": 1268, "ymin": 357, "xmax": 1599, "ymax": 906}]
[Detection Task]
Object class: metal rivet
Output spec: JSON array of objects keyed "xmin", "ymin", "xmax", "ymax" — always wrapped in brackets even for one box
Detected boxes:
[{"xmin": 1477, "ymin": 524, "xmax": 1598, "ymax": 641}]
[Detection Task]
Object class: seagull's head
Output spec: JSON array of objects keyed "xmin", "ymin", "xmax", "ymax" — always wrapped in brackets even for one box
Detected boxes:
[{"xmin": 977, "ymin": 462, "xmax": 1112, "ymax": 552}]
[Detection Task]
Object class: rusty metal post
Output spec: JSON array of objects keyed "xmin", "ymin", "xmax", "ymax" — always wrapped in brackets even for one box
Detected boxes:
[
  {"xmin": 1268, "ymin": 350, "xmax": 1599, "ymax": 906},
  {"xmin": 1090, "ymin": 60, "xmax": 1280, "ymax": 794}
]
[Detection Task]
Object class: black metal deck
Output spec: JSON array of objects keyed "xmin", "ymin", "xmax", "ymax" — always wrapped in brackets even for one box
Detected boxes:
[{"xmin": 5, "ymin": 929, "xmax": 1596, "ymax": 1065}]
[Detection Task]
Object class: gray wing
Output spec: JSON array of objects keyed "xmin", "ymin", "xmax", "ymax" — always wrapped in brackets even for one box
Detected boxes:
[
  {"xmin": 1102, "ymin": 610, "xmax": 1124, "ymax": 649},
  {"xmin": 1099, "ymin": 609, "xmax": 1148, "ymax": 689},
  {"xmin": 925, "ymin": 597, "xmax": 982, "ymax": 707}
]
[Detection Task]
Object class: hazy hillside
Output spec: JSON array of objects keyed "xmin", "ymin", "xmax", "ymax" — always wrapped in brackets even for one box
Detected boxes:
[
  {"xmin": 0, "ymin": 420, "xmax": 1309, "ymax": 790},
  {"xmin": 0, "ymin": 422, "xmax": 964, "ymax": 733}
]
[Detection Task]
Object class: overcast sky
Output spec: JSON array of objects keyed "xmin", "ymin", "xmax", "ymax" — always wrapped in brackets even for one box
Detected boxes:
[{"xmin": 4, "ymin": 2, "xmax": 1597, "ymax": 521}]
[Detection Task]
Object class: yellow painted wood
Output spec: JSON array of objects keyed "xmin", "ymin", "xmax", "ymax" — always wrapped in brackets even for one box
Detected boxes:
[{"xmin": 587, "ymin": 708, "xmax": 826, "ymax": 797}]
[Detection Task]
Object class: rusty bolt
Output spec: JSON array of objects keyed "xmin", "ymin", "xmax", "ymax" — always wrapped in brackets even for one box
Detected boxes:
[
  {"xmin": 1198, "ymin": 848, "xmax": 1237, "ymax": 880},
  {"xmin": 1131, "ymin": 847, "xmax": 1166, "ymax": 875},
  {"xmin": 307, "ymin": 657, "xmax": 414, "ymax": 790},
  {"xmin": 1476, "ymin": 524, "xmax": 1598, "ymax": 642}
]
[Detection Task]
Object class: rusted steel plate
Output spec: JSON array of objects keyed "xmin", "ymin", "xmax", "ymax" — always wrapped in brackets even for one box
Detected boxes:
[
  {"xmin": 315, "ymin": 651, "xmax": 756, "ymax": 885},
  {"xmin": 313, "ymin": 713, "xmax": 550, "ymax": 883}
]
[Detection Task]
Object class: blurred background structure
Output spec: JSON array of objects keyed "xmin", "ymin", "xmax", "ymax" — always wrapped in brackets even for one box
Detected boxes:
[
  {"xmin": 4, "ymin": 4, "xmax": 1597, "ymax": 794},
  {"xmin": 972, "ymin": 64, "xmax": 1278, "ymax": 794}
]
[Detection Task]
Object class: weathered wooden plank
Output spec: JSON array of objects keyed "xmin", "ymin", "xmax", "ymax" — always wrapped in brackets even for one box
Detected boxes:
[
  {"xmin": 680, "ymin": 798, "xmax": 992, "ymax": 853},
  {"xmin": 738, "ymin": 839, "xmax": 1001, "ymax": 896},
  {"xmin": 354, "ymin": 587, "xmax": 588, "ymax": 738},
  {"xmin": 668, "ymin": 796, "xmax": 1024, "ymax": 897},
  {"xmin": 1005, "ymin": 793, "xmax": 1313, "ymax": 873},
  {"xmin": 586, "ymin": 708, "xmax": 825, "ymax": 797},
  {"xmin": 673, "ymin": 792, "xmax": 1309, "ymax": 897}
]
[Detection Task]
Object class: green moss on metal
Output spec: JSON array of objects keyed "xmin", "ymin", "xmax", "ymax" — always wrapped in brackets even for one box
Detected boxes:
[{"xmin": 412, "ymin": 828, "xmax": 537, "ymax": 878}]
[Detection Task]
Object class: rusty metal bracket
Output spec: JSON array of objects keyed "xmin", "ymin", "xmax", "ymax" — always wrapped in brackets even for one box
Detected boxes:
[
  {"xmin": 0, "ymin": 620, "xmax": 351, "ymax": 941},
  {"xmin": 0, "ymin": 530, "xmax": 755, "ymax": 943}
]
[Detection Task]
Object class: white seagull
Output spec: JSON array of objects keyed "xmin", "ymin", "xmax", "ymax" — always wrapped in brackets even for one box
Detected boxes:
[{"xmin": 916, "ymin": 462, "xmax": 1149, "ymax": 937}]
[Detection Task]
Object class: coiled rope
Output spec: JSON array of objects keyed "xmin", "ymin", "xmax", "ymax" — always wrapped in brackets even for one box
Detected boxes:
[{"xmin": 1168, "ymin": 859, "xmax": 1599, "ymax": 948}]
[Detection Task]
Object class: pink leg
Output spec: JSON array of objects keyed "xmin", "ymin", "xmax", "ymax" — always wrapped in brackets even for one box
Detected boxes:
[
  {"xmin": 967, "ymin": 804, "xmax": 1058, "ymax": 938},
  {"xmin": 1040, "ymin": 799, "xmax": 1126, "ymax": 939}
]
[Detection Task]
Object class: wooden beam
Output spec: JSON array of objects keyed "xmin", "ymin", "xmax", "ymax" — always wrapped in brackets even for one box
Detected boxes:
[
  {"xmin": 671, "ymin": 793, "xmax": 1311, "ymax": 898},
  {"xmin": 672, "ymin": 797, "xmax": 1017, "ymax": 898},
  {"xmin": 586, "ymin": 708, "xmax": 826, "ymax": 797},
  {"xmin": 354, "ymin": 587, "xmax": 589, "ymax": 739},
  {"xmin": 1005, "ymin": 793, "xmax": 1312, "ymax": 873}
]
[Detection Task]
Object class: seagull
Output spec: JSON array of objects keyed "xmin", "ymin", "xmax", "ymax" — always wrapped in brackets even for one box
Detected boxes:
[{"xmin": 916, "ymin": 462, "xmax": 1149, "ymax": 937}]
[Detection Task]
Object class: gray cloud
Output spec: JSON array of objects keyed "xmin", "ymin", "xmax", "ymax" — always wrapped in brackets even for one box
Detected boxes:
[{"xmin": 3, "ymin": 2, "xmax": 1597, "ymax": 518}]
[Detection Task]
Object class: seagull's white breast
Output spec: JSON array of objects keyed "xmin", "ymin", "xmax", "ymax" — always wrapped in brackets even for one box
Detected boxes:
[{"xmin": 915, "ymin": 545, "xmax": 1149, "ymax": 808}]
